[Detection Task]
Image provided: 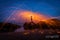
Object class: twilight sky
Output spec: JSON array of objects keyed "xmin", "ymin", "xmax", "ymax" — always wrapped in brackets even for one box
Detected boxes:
[{"xmin": 0, "ymin": 0, "xmax": 60, "ymax": 23}]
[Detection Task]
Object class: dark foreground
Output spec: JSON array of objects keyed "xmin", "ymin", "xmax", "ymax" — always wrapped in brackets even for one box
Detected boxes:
[{"xmin": 0, "ymin": 31, "xmax": 60, "ymax": 40}]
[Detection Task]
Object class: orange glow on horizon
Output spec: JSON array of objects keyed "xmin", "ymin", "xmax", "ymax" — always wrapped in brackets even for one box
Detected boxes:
[{"xmin": 18, "ymin": 11, "xmax": 48, "ymax": 23}]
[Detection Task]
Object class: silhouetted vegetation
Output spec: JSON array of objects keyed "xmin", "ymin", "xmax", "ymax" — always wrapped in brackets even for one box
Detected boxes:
[
  {"xmin": 23, "ymin": 19, "xmax": 60, "ymax": 30},
  {"xmin": 23, "ymin": 22, "xmax": 37, "ymax": 30},
  {"xmin": 0, "ymin": 22, "xmax": 21, "ymax": 32},
  {"xmin": 37, "ymin": 21, "xmax": 50, "ymax": 29},
  {"xmin": 0, "ymin": 18, "xmax": 60, "ymax": 32}
]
